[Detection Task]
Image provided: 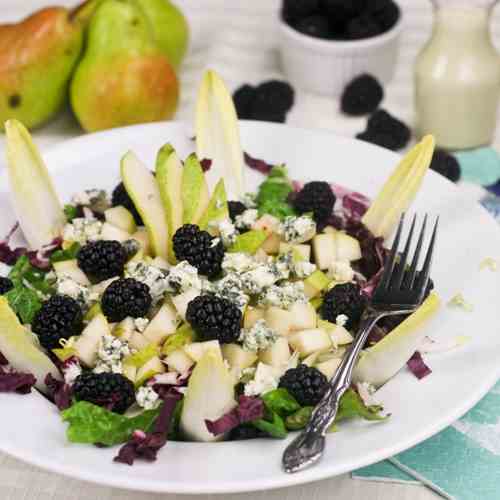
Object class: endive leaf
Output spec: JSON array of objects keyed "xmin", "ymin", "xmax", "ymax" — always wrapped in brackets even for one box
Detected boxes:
[
  {"xmin": 362, "ymin": 135, "xmax": 435, "ymax": 238},
  {"xmin": 4, "ymin": 120, "xmax": 65, "ymax": 249},
  {"xmin": 353, "ymin": 292, "xmax": 441, "ymax": 388},
  {"xmin": 195, "ymin": 70, "xmax": 245, "ymax": 200}
]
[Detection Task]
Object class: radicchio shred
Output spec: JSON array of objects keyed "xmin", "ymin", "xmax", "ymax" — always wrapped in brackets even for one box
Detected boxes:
[
  {"xmin": 244, "ymin": 152, "xmax": 274, "ymax": 175},
  {"xmin": 200, "ymin": 158, "xmax": 212, "ymax": 172},
  {"xmin": 407, "ymin": 351, "xmax": 432, "ymax": 380},
  {"xmin": 114, "ymin": 389, "xmax": 183, "ymax": 466},
  {"xmin": 0, "ymin": 351, "xmax": 36, "ymax": 394},
  {"xmin": 0, "ymin": 224, "xmax": 62, "ymax": 269},
  {"xmin": 205, "ymin": 395, "xmax": 265, "ymax": 436},
  {"xmin": 45, "ymin": 373, "xmax": 72, "ymax": 410}
]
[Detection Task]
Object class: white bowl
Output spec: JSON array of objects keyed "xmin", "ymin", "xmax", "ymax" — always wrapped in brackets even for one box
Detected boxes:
[
  {"xmin": 1, "ymin": 122, "xmax": 500, "ymax": 494},
  {"xmin": 278, "ymin": 15, "xmax": 403, "ymax": 97}
]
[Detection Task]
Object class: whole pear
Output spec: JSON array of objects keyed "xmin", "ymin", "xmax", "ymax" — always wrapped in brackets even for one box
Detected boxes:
[
  {"xmin": 70, "ymin": 0, "xmax": 179, "ymax": 132},
  {"xmin": 135, "ymin": 0, "xmax": 189, "ymax": 68},
  {"xmin": 0, "ymin": 1, "xmax": 99, "ymax": 130}
]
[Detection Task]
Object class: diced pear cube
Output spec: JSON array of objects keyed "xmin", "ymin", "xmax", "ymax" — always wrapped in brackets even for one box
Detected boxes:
[
  {"xmin": 280, "ymin": 243, "xmax": 311, "ymax": 261},
  {"xmin": 104, "ymin": 206, "xmax": 137, "ymax": 234},
  {"xmin": 303, "ymin": 270, "xmax": 331, "ymax": 298},
  {"xmin": 261, "ymin": 232, "xmax": 281, "ymax": 255},
  {"xmin": 317, "ymin": 319, "xmax": 354, "ymax": 345},
  {"xmin": 335, "ymin": 232, "xmax": 361, "ymax": 262},
  {"xmin": 171, "ymin": 288, "xmax": 200, "ymax": 320},
  {"xmin": 288, "ymin": 328, "xmax": 333, "ymax": 357},
  {"xmin": 129, "ymin": 331, "xmax": 149, "ymax": 351},
  {"xmin": 312, "ymin": 233, "xmax": 336, "ymax": 270},
  {"xmin": 258, "ymin": 336, "xmax": 291, "ymax": 367},
  {"xmin": 243, "ymin": 307, "xmax": 265, "ymax": 329},
  {"xmin": 73, "ymin": 314, "xmax": 110, "ymax": 367},
  {"xmin": 100, "ymin": 222, "xmax": 131, "ymax": 242},
  {"xmin": 165, "ymin": 349, "xmax": 195, "ymax": 374},
  {"xmin": 53, "ymin": 259, "xmax": 90, "ymax": 286},
  {"xmin": 222, "ymin": 343, "xmax": 257, "ymax": 370},
  {"xmin": 316, "ymin": 358, "xmax": 341, "ymax": 380},
  {"xmin": 143, "ymin": 301, "xmax": 179, "ymax": 344},
  {"xmin": 135, "ymin": 356, "xmax": 166, "ymax": 386},
  {"xmin": 264, "ymin": 307, "xmax": 295, "ymax": 336},
  {"xmin": 289, "ymin": 302, "xmax": 317, "ymax": 331},
  {"xmin": 184, "ymin": 340, "xmax": 222, "ymax": 362}
]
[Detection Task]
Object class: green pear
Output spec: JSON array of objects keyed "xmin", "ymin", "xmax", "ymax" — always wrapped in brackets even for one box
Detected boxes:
[
  {"xmin": 0, "ymin": 1, "xmax": 100, "ymax": 130},
  {"xmin": 0, "ymin": 297, "xmax": 61, "ymax": 395},
  {"xmin": 121, "ymin": 151, "xmax": 169, "ymax": 260},
  {"xmin": 4, "ymin": 120, "xmax": 65, "ymax": 249},
  {"xmin": 70, "ymin": 0, "xmax": 179, "ymax": 132},
  {"xmin": 198, "ymin": 179, "xmax": 229, "ymax": 230},
  {"xmin": 135, "ymin": 0, "xmax": 189, "ymax": 68},
  {"xmin": 155, "ymin": 144, "xmax": 183, "ymax": 263},
  {"xmin": 180, "ymin": 349, "xmax": 236, "ymax": 441},
  {"xmin": 228, "ymin": 230, "xmax": 268, "ymax": 255},
  {"xmin": 182, "ymin": 154, "xmax": 210, "ymax": 225}
]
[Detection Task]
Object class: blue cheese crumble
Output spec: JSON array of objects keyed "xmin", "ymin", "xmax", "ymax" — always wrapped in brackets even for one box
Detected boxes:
[
  {"xmin": 293, "ymin": 260, "xmax": 317, "ymax": 278},
  {"xmin": 71, "ymin": 189, "xmax": 109, "ymax": 208},
  {"xmin": 235, "ymin": 209, "xmax": 259, "ymax": 231},
  {"xmin": 258, "ymin": 281, "xmax": 307, "ymax": 309},
  {"xmin": 278, "ymin": 216, "xmax": 316, "ymax": 243},
  {"xmin": 136, "ymin": 386, "xmax": 160, "ymax": 410},
  {"xmin": 211, "ymin": 219, "xmax": 237, "ymax": 248},
  {"xmin": 56, "ymin": 275, "xmax": 96, "ymax": 310},
  {"xmin": 240, "ymin": 319, "xmax": 278, "ymax": 352},
  {"xmin": 165, "ymin": 261, "xmax": 202, "ymax": 294},
  {"xmin": 328, "ymin": 261, "xmax": 354, "ymax": 283},
  {"xmin": 93, "ymin": 334, "xmax": 131, "ymax": 374},
  {"xmin": 222, "ymin": 252, "xmax": 258, "ymax": 274},
  {"xmin": 240, "ymin": 264, "xmax": 279, "ymax": 295},
  {"xmin": 207, "ymin": 274, "xmax": 249, "ymax": 310},
  {"xmin": 244, "ymin": 362, "xmax": 281, "ymax": 396},
  {"xmin": 134, "ymin": 317, "xmax": 150, "ymax": 333},
  {"xmin": 62, "ymin": 218, "xmax": 103, "ymax": 245},
  {"xmin": 125, "ymin": 261, "xmax": 169, "ymax": 303},
  {"xmin": 241, "ymin": 192, "xmax": 257, "ymax": 208}
]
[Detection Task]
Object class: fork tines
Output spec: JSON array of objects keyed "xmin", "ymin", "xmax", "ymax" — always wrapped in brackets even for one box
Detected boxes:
[{"xmin": 374, "ymin": 214, "xmax": 439, "ymax": 307}]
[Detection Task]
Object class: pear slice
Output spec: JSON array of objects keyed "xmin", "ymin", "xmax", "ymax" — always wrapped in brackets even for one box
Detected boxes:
[
  {"xmin": 73, "ymin": 313, "xmax": 110, "ymax": 367},
  {"xmin": 198, "ymin": 179, "xmax": 229, "ymax": 230},
  {"xmin": 121, "ymin": 151, "xmax": 169, "ymax": 260},
  {"xmin": 135, "ymin": 356, "xmax": 166, "ymax": 387},
  {"xmin": 353, "ymin": 293, "xmax": 441, "ymax": 387},
  {"xmin": 0, "ymin": 297, "xmax": 61, "ymax": 395},
  {"xmin": 182, "ymin": 153, "xmax": 210, "ymax": 225},
  {"xmin": 362, "ymin": 136, "xmax": 435, "ymax": 238},
  {"xmin": 184, "ymin": 340, "xmax": 222, "ymax": 362},
  {"xmin": 4, "ymin": 120, "xmax": 65, "ymax": 249},
  {"xmin": 195, "ymin": 70, "xmax": 245, "ymax": 200},
  {"xmin": 180, "ymin": 349, "xmax": 237, "ymax": 442},
  {"xmin": 156, "ymin": 144, "xmax": 184, "ymax": 263}
]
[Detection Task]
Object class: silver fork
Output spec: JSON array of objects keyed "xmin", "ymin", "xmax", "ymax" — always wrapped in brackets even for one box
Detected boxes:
[{"xmin": 282, "ymin": 213, "xmax": 439, "ymax": 474}]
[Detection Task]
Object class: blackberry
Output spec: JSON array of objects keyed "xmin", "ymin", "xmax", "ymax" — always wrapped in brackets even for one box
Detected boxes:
[
  {"xmin": 295, "ymin": 15, "xmax": 331, "ymax": 39},
  {"xmin": 73, "ymin": 372, "xmax": 135, "ymax": 414},
  {"xmin": 228, "ymin": 201, "xmax": 247, "ymax": 222},
  {"xmin": 229, "ymin": 425, "xmax": 266, "ymax": 441},
  {"xmin": 77, "ymin": 240, "xmax": 127, "ymax": 282},
  {"xmin": 32, "ymin": 295, "xmax": 83, "ymax": 350},
  {"xmin": 430, "ymin": 150, "xmax": 461, "ymax": 183},
  {"xmin": 292, "ymin": 181, "xmax": 336, "ymax": 224},
  {"xmin": 357, "ymin": 109, "xmax": 411, "ymax": 151},
  {"xmin": 320, "ymin": 282, "xmax": 366, "ymax": 329},
  {"xmin": 279, "ymin": 364, "xmax": 328, "ymax": 406},
  {"xmin": 341, "ymin": 74, "xmax": 384, "ymax": 116},
  {"xmin": 186, "ymin": 295, "xmax": 242, "ymax": 344},
  {"xmin": 251, "ymin": 80, "xmax": 295, "ymax": 121},
  {"xmin": 282, "ymin": 0, "xmax": 320, "ymax": 24},
  {"xmin": 368, "ymin": 0, "xmax": 400, "ymax": 31},
  {"xmin": 0, "ymin": 277, "xmax": 14, "ymax": 295},
  {"xmin": 111, "ymin": 182, "xmax": 143, "ymax": 226},
  {"xmin": 173, "ymin": 224, "xmax": 225, "ymax": 278},
  {"xmin": 251, "ymin": 110, "xmax": 287, "ymax": 124},
  {"xmin": 233, "ymin": 85, "xmax": 256, "ymax": 120},
  {"xmin": 346, "ymin": 14, "xmax": 382, "ymax": 40},
  {"xmin": 101, "ymin": 278, "xmax": 152, "ymax": 322}
]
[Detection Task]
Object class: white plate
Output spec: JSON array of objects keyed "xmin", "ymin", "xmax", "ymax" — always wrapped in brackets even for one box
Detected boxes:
[{"xmin": 0, "ymin": 122, "xmax": 499, "ymax": 494}]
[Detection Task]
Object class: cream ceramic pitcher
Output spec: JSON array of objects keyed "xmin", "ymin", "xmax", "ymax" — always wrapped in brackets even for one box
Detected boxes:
[{"xmin": 415, "ymin": 0, "xmax": 500, "ymax": 150}]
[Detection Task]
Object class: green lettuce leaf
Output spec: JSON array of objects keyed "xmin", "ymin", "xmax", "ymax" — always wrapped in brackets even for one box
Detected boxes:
[
  {"xmin": 335, "ymin": 389, "xmax": 388, "ymax": 422},
  {"xmin": 64, "ymin": 204, "xmax": 78, "ymax": 222},
  {"xmin": 262, "ymin": 388, "xmax": 300, "ymax": 417},
  {"xmin": 256, "ymin": 165, "xmax": 296, "ymax": 220},
  {"xmin": 50, "ymin": 242, "xmax": 81, "ymax": 263},
  {"xmin": 285, "ymin": 406, "xmax": 314, "ymax": 431},
  {"xmin": 61, "ymin": 401, "xmax": 161, "ymax": 446},
  {"xmin": 252, "ymin": 410, "xmax": 288, "ymax": 439},
  {"xmin": 5, "ymin": 286, "xmax": 41, "ymax": 324}
]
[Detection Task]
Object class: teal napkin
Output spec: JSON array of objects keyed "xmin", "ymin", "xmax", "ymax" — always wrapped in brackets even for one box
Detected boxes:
[
  {"xmin": 353, "ymin": 382, "xmax": 500, "ymax": 500},
  {"xmin": 455, "ymin": 148, "xmax": 500, "ymax": 186}
]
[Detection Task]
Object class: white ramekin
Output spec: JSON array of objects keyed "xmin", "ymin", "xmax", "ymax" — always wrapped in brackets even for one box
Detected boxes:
[{"xmin": 278, "ymin": 14, "xmax": 403, "ymax": 97}]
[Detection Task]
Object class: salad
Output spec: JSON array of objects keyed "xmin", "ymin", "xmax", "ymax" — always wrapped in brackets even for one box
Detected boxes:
[{"xmin": 0, "ymin": 71, "xmax": 440, "ymax": 466}]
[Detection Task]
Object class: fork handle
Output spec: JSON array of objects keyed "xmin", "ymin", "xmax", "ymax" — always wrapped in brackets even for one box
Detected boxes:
[{"xmin": 307, "ymin": 309, "xmax": 381, "ymax": 435}]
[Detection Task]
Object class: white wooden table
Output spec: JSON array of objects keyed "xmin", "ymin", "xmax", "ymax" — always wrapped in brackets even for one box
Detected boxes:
[{"xmin": 1, "ymin": 0, "xmax": 499, "ymax": 498}]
